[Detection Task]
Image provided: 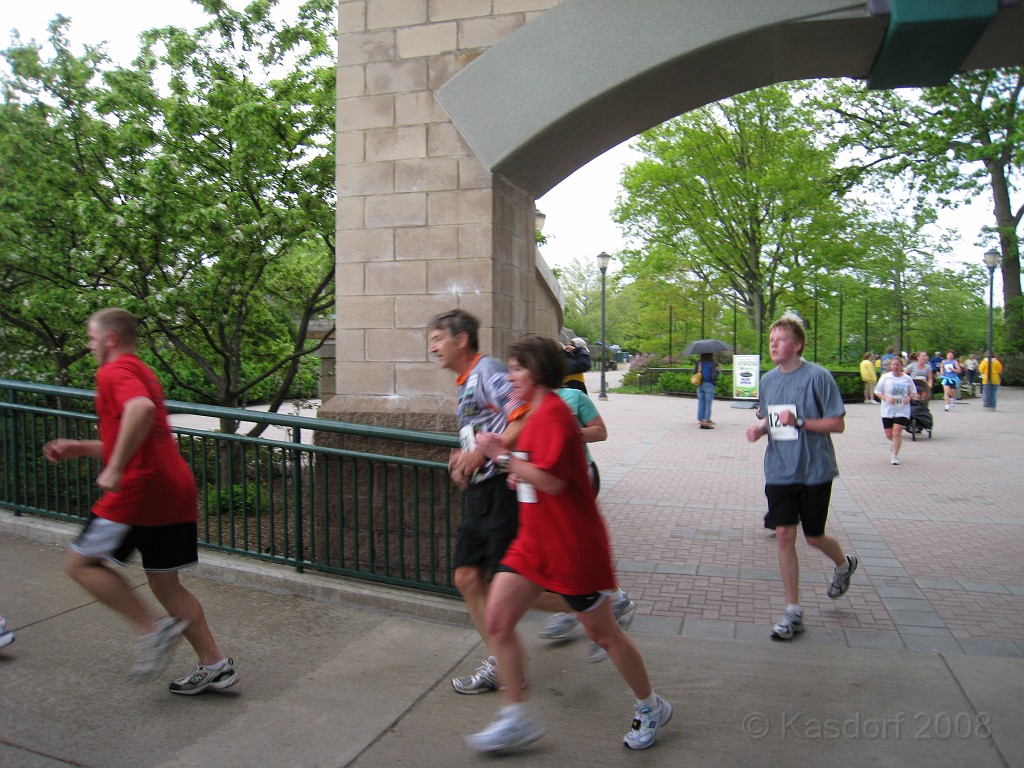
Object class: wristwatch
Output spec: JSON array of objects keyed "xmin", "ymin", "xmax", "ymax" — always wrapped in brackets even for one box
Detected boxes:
[
  {"xmin": 795, "ymin": 417, "xmax": 805, "ymax": 429},
  {"xmin": 496, "ymin": 454, "xmax": 512, "ymax": 470}
]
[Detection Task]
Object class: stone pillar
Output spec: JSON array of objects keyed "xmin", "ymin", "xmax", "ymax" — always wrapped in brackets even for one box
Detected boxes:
[{"xmin": 325, "ymin": 0, "xmax": 563, "ymax": 431}]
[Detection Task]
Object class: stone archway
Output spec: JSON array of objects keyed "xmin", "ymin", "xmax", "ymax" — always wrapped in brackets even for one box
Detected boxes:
[{"xmin": 325, "ymin": 0, "xmax": 1024, "ymax": 429}]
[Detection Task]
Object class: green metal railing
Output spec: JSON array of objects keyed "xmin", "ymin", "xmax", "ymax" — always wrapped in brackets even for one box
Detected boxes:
[{"xmin": 0, "ymin": 379, "xmax": 461, "ymax": 595}]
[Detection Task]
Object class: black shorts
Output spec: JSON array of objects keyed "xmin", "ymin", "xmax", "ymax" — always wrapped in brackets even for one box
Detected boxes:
[
  {"xmin": 72, "ymin": 515, "xmax": 199, "ymax": 571},
  {"xmin": 494, "ymin": 565, "xmax": 610, "ymax": 612},
  {"xmin": 764, "ymin": 482, "xmax": 833, "ymax": 538},
  {"xmin": 882, "ymin": 417, "xmax": 910, "ymax": 429},
  {"xmin": 453, "ymin": 474, "xmax": 518, "ymax": 571}
]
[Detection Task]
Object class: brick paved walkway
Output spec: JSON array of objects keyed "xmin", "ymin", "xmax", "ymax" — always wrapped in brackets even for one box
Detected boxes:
[{"xmin": 585, "ymin": 372, "xmax": 1024, "ymax": 658}]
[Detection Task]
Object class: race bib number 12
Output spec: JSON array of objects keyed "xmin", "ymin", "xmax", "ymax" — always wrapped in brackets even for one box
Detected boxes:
[{"xmin": 766, "ymin": 404, "xmax": 799, "ymax": 442}]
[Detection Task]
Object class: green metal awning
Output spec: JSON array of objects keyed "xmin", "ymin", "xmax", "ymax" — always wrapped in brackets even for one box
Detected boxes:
[{"xmin": 867, "ymin": 0, "xmax": 1000, "ymax": 89}]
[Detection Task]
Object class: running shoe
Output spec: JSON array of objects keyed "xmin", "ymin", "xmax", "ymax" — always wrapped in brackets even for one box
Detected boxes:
[
  {"xmin": 827, "ymin": 554, "xmax": 859, "ymax": 599},
  {"xmin": 623, "ymin": 695, "xmax": 673, "ymax": 750},
  {"xmin": 539, "ymin": 613, "xmax": 581, "ymax": 641},
  {"xmin": 770, "ymin": 608, "xmax": 804, "ymax": 641},
  {"xmin": 135, "ymin": 617, "xmax": 189, "ymax": 681},
  {"xmin": 465, "ymin": 704, "xmax": 546, "ymax": 752},
  {"xmin": 452, "ymin": 656, "xmax": 499, "ymax": 695},
  {"xmin": 891, "ymin": 454, "xmax": 900, "ymax": 465},
  {"xmin": 0, "ymin": 616, "xmax": 14, "ymax": 649},
  {"xmin": 169, "ymin": 657, "xmax": 239, "ymax": 695}
]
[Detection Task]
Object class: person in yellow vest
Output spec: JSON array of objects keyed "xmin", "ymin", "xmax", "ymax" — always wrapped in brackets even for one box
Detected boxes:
[
  {"xmin": 978, "ymin": 352, "xmax": 1003, "ymax": 409},
  {"xmin": 859, "ymin": 352, "xmax": 878, "ymax": 404},
  {"xmin": 562, "ymin": 338, "xmax": 592, "ymax": 393}
]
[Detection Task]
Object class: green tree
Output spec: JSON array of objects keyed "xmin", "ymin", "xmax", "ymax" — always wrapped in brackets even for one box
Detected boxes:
[
  {"xmin": 820, "ymin": 69, "xmax": 1024, "ymax": 351},
  {"xmin": 1, "ymin": 1, "xmax": 337, "ymax": 433},
  {"xmin": 0, "ymin": 22, "xmax": 131, "ymax": 387},
  {"xmin": 614, "ymin": 83, "xmax": 860, "ymax": 349},
  {"xmin": 557, "ymin": 255, "xmax": 602, "ymax": 340}
]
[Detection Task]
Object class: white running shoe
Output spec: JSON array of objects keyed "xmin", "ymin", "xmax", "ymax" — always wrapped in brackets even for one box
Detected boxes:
[
  {"xmin": 828, "ymin": 555, "xmax": 859, "ymax": 599},
  {"xmin": 539, "ymin": 612, "xmax": 581, "ymax": 641},
  {"xmin": 624, "ymin": 695, "xmax": 673, "ymax": 749},
  {"xmin": 0, "ymin": 616, "xmax": 14, "ymax": 649},
  {"xmin": 451, "ymin": 656, "xmax": 499, "ymax": 694},
  {"xmin": 466, "ymin": 704, "xmax": 547, "ymax": 752},
  {"xmin": 891, "ymin": 454, "xmax": 900, "ymax": 465},
  {"xmin": 770, "ymin": 608, "xmax": 805, "ymax": 640},
  {"xmin": 135, "ymin": 617, "xmax": 189, "ymax": 681},
  {"xmin": 169, "ymin": 657, "xmax": 239, "ymax": 695}
]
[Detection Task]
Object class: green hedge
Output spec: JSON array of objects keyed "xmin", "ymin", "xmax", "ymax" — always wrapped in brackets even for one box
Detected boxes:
[{"xmin": 659, "ymin": 370, "xmax": 866, "ymax": 401}]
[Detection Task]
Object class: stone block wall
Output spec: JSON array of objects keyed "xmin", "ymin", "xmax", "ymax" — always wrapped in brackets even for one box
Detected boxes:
[{"xmin": 326, "ymin": 0, "xmax": 564, "ymax": 430}]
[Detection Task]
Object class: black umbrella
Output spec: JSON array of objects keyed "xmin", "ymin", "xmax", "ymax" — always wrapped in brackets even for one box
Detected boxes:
[{"xmin": 682, "ymin": 338, "xmax": 730, "ymax": 356}]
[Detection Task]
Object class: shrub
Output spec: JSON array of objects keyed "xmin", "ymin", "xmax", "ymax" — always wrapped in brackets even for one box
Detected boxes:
[
  {"xmin": 621, "ymin": 353, "xmax": 657, "ymax": 387},
  {"xmin": 659, "ymin": 369, "xmax": 866, "ymax": 401},
  {"xmin": 659, "ymin": 372, "xmax": 730, "ymax": 396},
  {"xmin": 203, "ymin": 482, "xmax": 267, "ymax": 518}
]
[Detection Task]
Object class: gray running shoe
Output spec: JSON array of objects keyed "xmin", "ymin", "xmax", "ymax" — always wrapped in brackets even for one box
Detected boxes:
[
  {"xmin": 135, "ymin": 617, "xmax": 189, "ymax": 681},
  {"xmin": 624, "ymin": 695, "xmax": 673, "ymax": 750},
  {"xmin": 0, "ymin": 616, "xmax": 14, "ymax": 649},
  {"xmin": 169, "ymin": 657, "xmax": 239, "ymax": 695},
  {"xmin": 827, "ymin": 554, "xmax": 859, "ymax": 599},
  {"xmin": 466, "ymin": 705, "xmax": 546, "ymax": 752},
  {"xmin": 539, "ymin": 612, "xmax": 581, "ymax": 641},
  {"xmin": 770, "ymin": 608, "xmax": 805, "ymax": 641},
  {"xmin": 451, "ymin": 656, "xmax": 498, "ymax": 695}
]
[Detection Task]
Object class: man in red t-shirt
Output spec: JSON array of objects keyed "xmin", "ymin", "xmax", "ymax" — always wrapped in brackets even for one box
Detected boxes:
[{"xmin": 44, "ymin": 309, "xmax": 237, "ymax": 695}]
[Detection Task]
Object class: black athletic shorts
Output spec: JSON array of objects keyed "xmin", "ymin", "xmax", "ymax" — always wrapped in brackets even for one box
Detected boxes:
[
  {"xmin": 453, "ymin": 474, "xmax": 518, "ymax": 571},
  {"xmin": 493, "ymin": 564, "xmax": 610, "ymax": 613},
  {"xmin": 763, "ymin": 482, "xmax": 833, "ymax": 538},
  {"xmin": 73, "ymin": 515, "xmax": 199, "ymax": 572}
]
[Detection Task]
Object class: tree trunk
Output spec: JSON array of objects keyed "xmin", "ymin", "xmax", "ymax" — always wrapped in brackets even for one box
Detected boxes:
[{"xmin": 987, "ymin": 162, "xmax": 1023, "ymax": 350}]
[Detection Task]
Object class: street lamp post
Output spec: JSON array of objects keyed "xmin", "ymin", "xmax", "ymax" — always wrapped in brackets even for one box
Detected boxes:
[
  {"xmin": 838, "ymin": 285, "xmax": 844, "ymax": 363},
  {"xmin": 983, "ymin": 248, "xmax": 999, "ymax": 408},
  {"xmin": 813, "ymin": 280, "xmax": 819, "ymax": 363},
  {"xmin": 597, "ymin": 251, "xmax": 611, "ymax": 400},
  {"xmin": 733, "ymin": 293, "xmax": 738, "ymax": 351},
  {"xmin": 668, "ymin": 304, "xmax": 673, "ymax": 364},
  {"xmin": 864, "ymin": 295, "xmax": 869, "ymax": 354}
]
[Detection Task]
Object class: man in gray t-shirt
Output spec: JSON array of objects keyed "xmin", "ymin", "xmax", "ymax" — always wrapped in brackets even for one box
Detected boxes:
[{"xmin": 747, "ymin": 315, "xmax": 858, "ymax": 642}]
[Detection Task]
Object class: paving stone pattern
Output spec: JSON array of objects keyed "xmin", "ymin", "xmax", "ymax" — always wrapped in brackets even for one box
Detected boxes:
[{"xmin": 585, "ymin": 372, "xmax": 1024, "ymax": 658}]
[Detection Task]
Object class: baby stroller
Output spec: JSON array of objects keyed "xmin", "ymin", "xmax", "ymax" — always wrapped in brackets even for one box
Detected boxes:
[{"xmin": 907, "ymin": 379, "xmax": 933, "ymax": 441}]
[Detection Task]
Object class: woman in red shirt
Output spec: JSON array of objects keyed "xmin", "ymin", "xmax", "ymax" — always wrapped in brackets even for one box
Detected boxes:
[{"xmin": 471, "ymin": 335, "xmax": 671, "ymax": 753}]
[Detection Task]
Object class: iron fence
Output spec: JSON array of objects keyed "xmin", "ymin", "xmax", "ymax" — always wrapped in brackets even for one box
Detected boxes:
[{"xmin": 0, "ymin": 379, "xmax": 461, "ymax": 595}]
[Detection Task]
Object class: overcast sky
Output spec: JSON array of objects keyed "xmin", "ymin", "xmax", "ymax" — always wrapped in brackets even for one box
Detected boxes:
[{"xmin": 5, "ymin": 1, "xmax": 1000, "ymax": 284}]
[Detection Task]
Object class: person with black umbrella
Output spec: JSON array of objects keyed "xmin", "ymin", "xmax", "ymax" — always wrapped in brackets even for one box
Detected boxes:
[
  {"xmin": 683, "ymin": 339, "xmax": 728, "ymax": 430},
  {"xmin": 695, "ymin": 352, "xmax": 721, "ymax": 429}
]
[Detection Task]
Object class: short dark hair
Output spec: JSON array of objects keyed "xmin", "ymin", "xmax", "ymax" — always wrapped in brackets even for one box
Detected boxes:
[
  {"xmin": 90, "ymin": 308, "xmax": 139, "ymax": 345},
  {"xmin": 429, "ymin": 309, "xmax": 479, "ymax": 352},
  {"xmin": 507, "ymin": 334, "xmax": 566, "ymax": 390}
]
